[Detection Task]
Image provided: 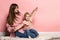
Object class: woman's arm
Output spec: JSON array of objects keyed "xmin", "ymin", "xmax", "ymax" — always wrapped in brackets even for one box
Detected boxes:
[
  {"xmin": 6, "ymin": 23, "xmax": 14, "ymax": 32},
  {"xmin": 14, "ymin": 23, "xmax": 24, "ymax": 31},
  {"xmin": 13, "ymin": 13, "xmax": 24, "ymax": 31},
  {"xmin": 14, "ymin": 20, "xmax": 30, "ymax": 31}
]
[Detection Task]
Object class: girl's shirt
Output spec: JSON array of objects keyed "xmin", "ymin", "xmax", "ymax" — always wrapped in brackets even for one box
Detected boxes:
[{"xmin": 23, "ymin": 20, "xmax": 33, "ymax": 29}]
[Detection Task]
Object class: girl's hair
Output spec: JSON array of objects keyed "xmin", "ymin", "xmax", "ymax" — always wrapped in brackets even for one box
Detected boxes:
[
  {"xmin": 23, "ymin": 12, "xmax": 30, "ymax": 20},
  {"xmin": 7, "ymin": 3, "xmax": 19, "ymax": 26}
]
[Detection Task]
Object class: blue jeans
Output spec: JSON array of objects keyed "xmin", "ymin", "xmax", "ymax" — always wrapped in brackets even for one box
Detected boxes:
[{"xmin": 15, "ymin": 29, "xmax": 39, "ymax": 38}]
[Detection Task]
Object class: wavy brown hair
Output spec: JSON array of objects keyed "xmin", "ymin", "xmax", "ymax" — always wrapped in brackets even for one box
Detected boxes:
[{"xmin": 7, "ymin": 3, "xmax": 19, "ymax": 26}]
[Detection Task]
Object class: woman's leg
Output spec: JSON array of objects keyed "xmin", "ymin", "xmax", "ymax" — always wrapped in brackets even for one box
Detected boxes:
[{"xmin": 15, "ymin": 31, "xmax": 28, "ymax": 38}]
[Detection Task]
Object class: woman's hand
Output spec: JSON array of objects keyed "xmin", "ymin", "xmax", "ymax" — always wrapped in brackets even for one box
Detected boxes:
[
  {"xmin": 23, "ymin": 21, "xmax": 30, "ymax": 25},
  {"xmin": 7, "ymin": 27, "xmax": 14, "ymax": 32}
]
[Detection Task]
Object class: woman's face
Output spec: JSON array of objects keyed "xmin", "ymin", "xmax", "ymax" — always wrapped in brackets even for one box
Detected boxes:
[
  {"xmin": 14, "ymin": 6, "xmax": 19, "ymax": 13},
  {"xmin": 25, "ymin": 14, "xmax": 30, "ymax": 21}
]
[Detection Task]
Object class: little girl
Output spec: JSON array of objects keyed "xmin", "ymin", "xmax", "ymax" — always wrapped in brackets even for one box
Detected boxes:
[{"xmin": 15, "ymin": 7, "xmax": 39, "ymax": 38}]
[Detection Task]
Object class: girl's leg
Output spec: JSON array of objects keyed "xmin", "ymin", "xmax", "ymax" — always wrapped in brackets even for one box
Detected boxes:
[
  {"xmin": 15, "ymin": 31, "xmax": 28, "ymax": 38},
  {"xmin": 29, "ymin": 29, "xmax": 39, "ymax": 37},
  {"xmin": 25, "ymin": 30, "xmax": 37, "ymax": 38}
]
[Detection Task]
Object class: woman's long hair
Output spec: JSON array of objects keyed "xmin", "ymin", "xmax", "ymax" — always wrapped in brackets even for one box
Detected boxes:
[{"xmin": 7, "ymin": 3, "xmax": 19, "ymax": 26}]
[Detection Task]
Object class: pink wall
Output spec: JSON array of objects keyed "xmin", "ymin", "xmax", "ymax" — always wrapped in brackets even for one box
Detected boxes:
[{"xmin": 0, "ymin": 0, "xmax": 60, "ymax": 32}]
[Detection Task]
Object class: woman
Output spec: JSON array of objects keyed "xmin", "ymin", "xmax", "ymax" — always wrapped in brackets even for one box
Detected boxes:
[{"xmin": 6, "ymin": 3, "xmax": 23, "ymax": 37}]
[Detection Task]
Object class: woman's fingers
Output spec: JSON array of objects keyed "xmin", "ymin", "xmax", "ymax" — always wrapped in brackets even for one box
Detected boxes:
[{"xmin": 7, "ymin": 27, "xmax": 13, "ymax": 32}]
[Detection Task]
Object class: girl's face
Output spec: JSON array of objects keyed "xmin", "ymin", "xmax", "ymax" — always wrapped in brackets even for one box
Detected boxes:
[
  {"xmin": 25, "ymin": 14, "xmax": 30, "ymax": 21},
  {"xmin": 14, "ymin": 6, "xmax": 19, "ymax": 13}
]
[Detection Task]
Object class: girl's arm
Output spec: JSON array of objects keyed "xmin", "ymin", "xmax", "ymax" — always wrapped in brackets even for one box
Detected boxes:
[
  {"xmin": 30, "ymin": 7, "xmax": 38, "ymax": 17},
  {"xmin": 30, "ymin": 7, "xmax": 38, "ymax": 22},
  {"xmin": 23, "ymin": 20, "xmax": 33, "ymax": 29}
]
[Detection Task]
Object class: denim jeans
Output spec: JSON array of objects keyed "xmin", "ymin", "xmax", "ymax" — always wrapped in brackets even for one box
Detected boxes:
[{"xmin": 15, "ymin": 29, "xmax": 39, "ymax": 38}]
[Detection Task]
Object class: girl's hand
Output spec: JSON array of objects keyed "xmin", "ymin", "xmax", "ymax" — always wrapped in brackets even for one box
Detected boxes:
[
  {"xmin": 33, "ymin": 7, "xmax": 38, "ymax": 12},
  {"xmin": 23, "ymin": 21, "xmax": 30, "ymax": 25},
  {"xmin": 31, "ymin": 7, "xmax": 38, "ymax": 16}
]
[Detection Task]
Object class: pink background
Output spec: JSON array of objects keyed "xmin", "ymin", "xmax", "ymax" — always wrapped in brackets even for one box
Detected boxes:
[{"xmin": 0, "ymin": 0, "xmax": 60, "ymax": 32}]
